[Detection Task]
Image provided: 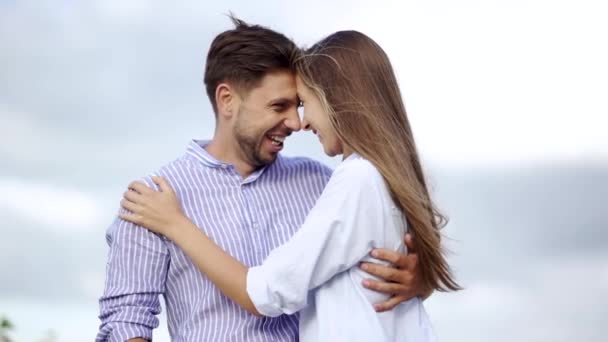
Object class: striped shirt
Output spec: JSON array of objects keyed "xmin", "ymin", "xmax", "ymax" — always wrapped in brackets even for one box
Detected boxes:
[{"xmin": 97, "ymin": 139, "xmax": 332, "ymax": 342}]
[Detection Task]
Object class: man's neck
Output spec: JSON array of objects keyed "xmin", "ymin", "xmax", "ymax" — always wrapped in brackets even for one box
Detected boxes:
[{"xmin": 205, "ymin": 137, "xmax": 258, "ymax": 179}]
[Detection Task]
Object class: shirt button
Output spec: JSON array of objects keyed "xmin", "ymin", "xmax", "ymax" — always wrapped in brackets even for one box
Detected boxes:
[{"xmin": 252, "ymin": 222, "xmax": 259, "ymax": 229}]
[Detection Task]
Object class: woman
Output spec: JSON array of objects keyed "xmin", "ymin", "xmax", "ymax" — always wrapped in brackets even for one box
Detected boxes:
[{"xmin": 121, "ymin": 31, "xmax": 460, "ymax": 341}]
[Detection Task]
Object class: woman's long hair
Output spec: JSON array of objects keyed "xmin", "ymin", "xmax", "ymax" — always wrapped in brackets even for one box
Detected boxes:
[{"xmin": 296, "ymin": 31, "xmax": 461, "ymax": 291}]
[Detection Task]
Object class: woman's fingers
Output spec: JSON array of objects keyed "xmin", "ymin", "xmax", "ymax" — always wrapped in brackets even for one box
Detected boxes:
[
  {"xmin": 128, "ymin": 181, "xmax": 154, "ymax": 195},
  {"xmin": 119, "ymin": 212, "xmax": 143, "ymax": 225},
  {"xmin": 152, "ymin": 176, "xmax": 174, "ymax": 193},
  {"xmin": 123, "ymin": 189, "xmax": 143, "ymax": 204},
  {"xmin": 120, "ymin": 198, "xmax": 141, "ymax": 214}
]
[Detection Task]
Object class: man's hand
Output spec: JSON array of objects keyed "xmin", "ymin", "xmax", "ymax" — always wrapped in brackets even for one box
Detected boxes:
[{"xmin": 359, "ymin": 233, "xmax": 432, "ymax": 312}]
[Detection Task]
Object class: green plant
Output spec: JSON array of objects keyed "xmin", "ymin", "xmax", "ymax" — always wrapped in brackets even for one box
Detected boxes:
[{"xmin": 0, "ymin": 316, "xmax": 14, "ymax": 342}]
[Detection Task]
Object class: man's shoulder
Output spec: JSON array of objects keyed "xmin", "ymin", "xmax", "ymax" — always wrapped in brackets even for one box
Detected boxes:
[{"xmin": 138, "ymin": 155, "xmax": 197, "ymax": 190}]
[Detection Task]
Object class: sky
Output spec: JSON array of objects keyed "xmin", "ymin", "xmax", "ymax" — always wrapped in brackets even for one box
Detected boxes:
[{"xmin": 1, "ymin": 0, "xmax": 607, "ymax": 341}]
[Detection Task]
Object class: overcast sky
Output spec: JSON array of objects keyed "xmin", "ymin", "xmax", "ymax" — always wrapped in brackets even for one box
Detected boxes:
[{"xmin": 1, "ymin": 0, "xmax": 607, "ymax": 341}]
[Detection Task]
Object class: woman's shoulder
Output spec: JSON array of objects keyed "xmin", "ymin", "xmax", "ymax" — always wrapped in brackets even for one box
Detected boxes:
[{"xmin": 334, "ymin": 154, "xmax": 383, "ymax": 183}]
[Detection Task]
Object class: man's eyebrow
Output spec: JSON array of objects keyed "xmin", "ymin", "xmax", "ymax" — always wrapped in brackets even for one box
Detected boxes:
[{"xmin": 269, "ymin": 97, "xmax": 299, "ymax": 106}]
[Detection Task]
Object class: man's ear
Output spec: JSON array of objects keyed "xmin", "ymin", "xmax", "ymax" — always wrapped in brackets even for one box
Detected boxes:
[{"xmin": 216, "ymin": 83, "xmax": 238, "ymax": 119}]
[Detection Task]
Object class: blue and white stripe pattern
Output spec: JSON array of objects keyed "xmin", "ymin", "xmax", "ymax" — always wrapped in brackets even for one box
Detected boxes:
[{"xmin": 97, "ymin": 139, "xmax": 332, "ymax": 342}]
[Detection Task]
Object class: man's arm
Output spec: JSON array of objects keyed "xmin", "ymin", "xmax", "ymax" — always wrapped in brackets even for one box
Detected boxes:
[
  {"xmin": 360, "ymin": 233, "xmax": 433, "ymax": 312},
  {"xmin": 96, "ymin": 207, "xmax": 170, "ymax": 342}
]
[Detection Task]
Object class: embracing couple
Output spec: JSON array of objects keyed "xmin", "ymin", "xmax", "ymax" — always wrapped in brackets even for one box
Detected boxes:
[{"xmin": 96, "ymin": 15, "xmax": 460, "ymax": 342}]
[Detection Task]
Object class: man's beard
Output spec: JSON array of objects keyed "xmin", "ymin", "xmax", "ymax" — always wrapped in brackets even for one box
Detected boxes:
[{"xmin": 233, "ymin": 117, "xmax": 276, "ymax": 167}]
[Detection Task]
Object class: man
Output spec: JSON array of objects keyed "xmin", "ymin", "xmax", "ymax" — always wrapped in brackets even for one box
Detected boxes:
[{"xmin": 97, "ymin": 16, "xmax": 428, "ymax": 342}]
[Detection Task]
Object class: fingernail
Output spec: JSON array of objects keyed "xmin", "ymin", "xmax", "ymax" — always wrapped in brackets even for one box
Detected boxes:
[
  {"xmin": 362, "ymin": 280, "xmax": 369, "ymax": 287},
  {"xmin": 373, "ymin": 304, "xmax": 381, "ymax": 311},
  {"xmin": 360, "ymin": 264, "xmax": 368, "ymax": 271},
  {"xmin": 371, "ymin": 250, "xmax": 379, "ymax": 257}
]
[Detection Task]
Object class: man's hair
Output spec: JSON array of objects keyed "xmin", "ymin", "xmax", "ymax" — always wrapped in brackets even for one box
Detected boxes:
[{"xmin": 204, "ymin": 14, "xmax": 299, "ymax": 114}]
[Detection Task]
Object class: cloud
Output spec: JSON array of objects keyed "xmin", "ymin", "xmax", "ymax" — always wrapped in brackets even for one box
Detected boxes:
[
  {"xmin": 428, "ymin": 253, "xmax": 608, "ymax": 342},
  {"xmin": 0, "ymin": 178, "xmax": 106, "ymax": 232},
  {"xmin": 2, "ymin": 0, "xmax": 607, "ymax": 172},
  {"xmin": 313, "ymin": 0, "xmax": 608, "ymax": 164},
  {"xmin": 435, "ymin": 162, "xmax": 608, "ymax": 261}
]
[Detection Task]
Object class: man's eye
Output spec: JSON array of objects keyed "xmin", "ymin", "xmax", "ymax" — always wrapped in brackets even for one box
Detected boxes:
[{"xmin": 297, "ymin": 101, "xmax": 304, "ymax": 108}]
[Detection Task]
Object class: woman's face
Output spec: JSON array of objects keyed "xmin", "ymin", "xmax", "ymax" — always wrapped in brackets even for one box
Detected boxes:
[{"xmin": 296, "ymin": 75, "xmax": 343, "ymax": 157}]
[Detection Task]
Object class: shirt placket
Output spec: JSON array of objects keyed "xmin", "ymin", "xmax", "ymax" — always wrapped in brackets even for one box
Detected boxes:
[{"xmin": 239, "ymin": 180, "xmax": 269, "ymax": 264}]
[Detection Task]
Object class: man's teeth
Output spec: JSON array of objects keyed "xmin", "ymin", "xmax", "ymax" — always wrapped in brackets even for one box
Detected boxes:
[{"xmin": 268, "ymin": 136, "xmax": 285, "ymax": 145}]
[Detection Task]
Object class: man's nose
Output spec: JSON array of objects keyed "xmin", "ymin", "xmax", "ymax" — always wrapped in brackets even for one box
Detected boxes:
[{"xmin": 284, "ymin": 108, "xmax": 301, "ymax": 132}]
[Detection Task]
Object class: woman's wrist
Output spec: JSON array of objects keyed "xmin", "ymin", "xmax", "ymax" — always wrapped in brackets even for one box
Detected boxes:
[{"xmin": 165, "ymin": 214, "xmax": 196, "ymax": 242}]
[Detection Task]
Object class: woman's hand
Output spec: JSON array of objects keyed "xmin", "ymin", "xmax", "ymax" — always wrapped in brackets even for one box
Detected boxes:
[{"xmin": 119, "ymin": 176, "xmax": 188, "ymax": 238}]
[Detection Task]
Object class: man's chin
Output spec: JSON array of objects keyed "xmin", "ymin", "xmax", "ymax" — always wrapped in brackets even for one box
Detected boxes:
[
  {"xmin": 261, "ymin": 153, "xmax": 278, "ymax": 165},
  {"xmin": 252, "ymin": 151, "xmax": 278, "ymax": 167}
]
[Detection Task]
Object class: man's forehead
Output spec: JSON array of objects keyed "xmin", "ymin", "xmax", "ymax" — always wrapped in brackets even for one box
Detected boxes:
[
  {"xmin": 259, "ymin": 71, "xmax": 296, "ymax": 88},
  {"xmin": 254, "ymin": 72, "xmax": 297, "ymax": 101}
]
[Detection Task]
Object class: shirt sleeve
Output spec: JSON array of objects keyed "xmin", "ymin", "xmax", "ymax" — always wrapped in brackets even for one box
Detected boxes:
[
  {"xmin": 96, "ymin": 178, "xmax": 170, "ymax": 342},
  {"xmin": 247, "ymin": 158, "xmax": 389, "ymax": 317}
]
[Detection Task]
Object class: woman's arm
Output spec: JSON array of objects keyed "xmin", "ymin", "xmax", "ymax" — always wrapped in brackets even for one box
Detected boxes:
[
  {"xmin": 168, "ymin": 216, "xmax": 261, "ymax": 316},
  {"xmin": 120, "ymin": 177, "xmax": 261, "ymax": 316},
  {"xmin": 121, "ymin": 160, "xmax": 399, "ymax": 317}
]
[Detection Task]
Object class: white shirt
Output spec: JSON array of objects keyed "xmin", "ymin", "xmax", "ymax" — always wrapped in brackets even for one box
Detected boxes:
[{"xmin": 247, "ymin": 154, "xmax": 437, "ymax": 341}]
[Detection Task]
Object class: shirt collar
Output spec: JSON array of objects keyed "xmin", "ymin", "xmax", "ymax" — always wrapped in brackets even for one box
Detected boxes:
[
  {"xmin": 185, "ymin": 139, "xmax": 272, "ymax": 182},
  {"xmin": 343, "ymin": 152, "xmax": 362, "ymax": 162},
  {"xmin": 185, "ymin": 139, "xmax": 225, "ymax": 168}
]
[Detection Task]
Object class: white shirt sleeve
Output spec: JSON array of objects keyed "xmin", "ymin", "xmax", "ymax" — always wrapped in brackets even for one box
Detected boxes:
[{"xmin": 247, "ymin": 157, "xmax": 390, "ymax": 317}]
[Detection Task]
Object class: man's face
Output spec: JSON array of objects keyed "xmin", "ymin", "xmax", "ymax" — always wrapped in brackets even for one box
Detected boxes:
[{"xmin": 232, "ymin": 70, "xmax": 301, "ymax": 167}]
